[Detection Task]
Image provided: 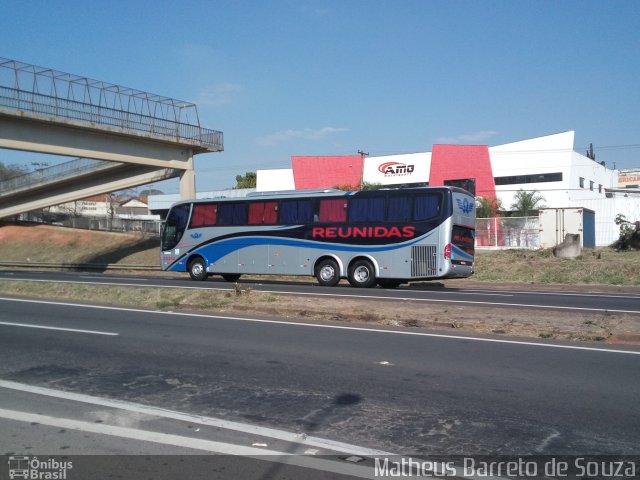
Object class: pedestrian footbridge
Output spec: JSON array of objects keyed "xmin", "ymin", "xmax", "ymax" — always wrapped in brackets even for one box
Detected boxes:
[{"xmin": 0, "ymin": 58, "xmax": 223, "ymax": 218}]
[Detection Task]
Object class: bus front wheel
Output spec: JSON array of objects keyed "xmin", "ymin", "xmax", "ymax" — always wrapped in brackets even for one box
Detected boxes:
[
  {"xmin": 188, "ymin": 257, "xmax": 208, "ymax": 281},
  {"xmin": 348, "ymin": 259, "xmax": 376, "ymax": 288},
  {"xmin": 315, "ymin": 258, "xmax": 340, "ymax": 287}
]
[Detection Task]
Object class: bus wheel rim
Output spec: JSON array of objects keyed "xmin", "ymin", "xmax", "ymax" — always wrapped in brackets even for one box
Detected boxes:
[
  {"xmin": 354, "ymin": 266, "xmax": 370, "ymax": 282},
  {"xmin": 320, "ymin": 265, "xmax": 335, "ymax": 281}
]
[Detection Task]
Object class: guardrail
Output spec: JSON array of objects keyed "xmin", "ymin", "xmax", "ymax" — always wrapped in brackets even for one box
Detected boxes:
[{"xmin": 0, "ymin": 262, "xmax": 160, "ymax": 271}]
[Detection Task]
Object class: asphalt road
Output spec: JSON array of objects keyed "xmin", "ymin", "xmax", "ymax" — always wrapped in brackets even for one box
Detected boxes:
[
  {"xmin": 1, "ymin": 296, "xmax": 638, "ymax": 461},
  {"xmin": 1, "ymin": 269, "xmax": 640, "ymax": 313}
]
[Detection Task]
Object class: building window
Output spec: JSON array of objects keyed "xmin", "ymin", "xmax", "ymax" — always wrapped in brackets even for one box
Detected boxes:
[
  {"xmin": 444, "ymin": 178, "xmax": 476, "ymax": 195},
  {"xmin": 590, "ymin": 181, "xmax": 594, "ymax": 191},
  {"xmin": 494, "ymin": 172, "xmax": 562, "ymax": 185},
  {"xmin": 579, "ymin": 177, "xmax": 585, "ymax": 188}
]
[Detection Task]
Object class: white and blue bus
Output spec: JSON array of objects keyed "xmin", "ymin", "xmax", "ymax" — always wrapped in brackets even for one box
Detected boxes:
[{"xmin": 160, "ymin": 186, "xmax": 475, "ymax": 288}]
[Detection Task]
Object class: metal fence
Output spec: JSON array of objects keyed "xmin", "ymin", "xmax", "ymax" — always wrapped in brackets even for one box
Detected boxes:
[
  {"xmin": 18, "ymin": 213, "xmax": 161, "ymax": 235},
  {"xmin": 476, "ymin": 216, "xmax": 540, "ymax": 249}
]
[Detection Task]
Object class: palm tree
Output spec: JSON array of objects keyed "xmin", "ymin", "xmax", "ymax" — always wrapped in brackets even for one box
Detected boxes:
[
  {"xmin": 475, "ymin": 196, "xmax": 502, "ymax": 218},
  {"xmin": 510, "ymin": 189, "xmax": 545, "ymax": 216}
]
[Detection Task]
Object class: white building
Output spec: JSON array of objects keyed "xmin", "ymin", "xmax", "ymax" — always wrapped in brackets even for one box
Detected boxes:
[{"xmin": 488, "ymin": 131, "xmax": 616, "ymax": 210}]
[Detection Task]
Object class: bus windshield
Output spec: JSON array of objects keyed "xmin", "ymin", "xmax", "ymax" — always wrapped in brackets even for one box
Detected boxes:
[{"xmin": 161, "ymin": 203, "xmax": 190, "ymax": 251}]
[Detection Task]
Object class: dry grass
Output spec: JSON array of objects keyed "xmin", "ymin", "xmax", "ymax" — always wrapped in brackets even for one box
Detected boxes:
[
  {"xmin": 473, "ymin": 248, "xmax": 640, "ymax": 286},
  {"xmin": 0, "ymin": 223, "xmax": 158, "ymax": 265}
]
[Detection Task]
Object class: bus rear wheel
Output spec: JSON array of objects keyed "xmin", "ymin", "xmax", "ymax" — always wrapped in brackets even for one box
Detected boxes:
[
  {"xmin": 188, "ymin": 257, "xmax": 208, "ymax": 281},
  {"xmin": 348, "ymin": 259, "xmax": 376, "ymax": 288},
  {"xmin": 221, "ymin": 273, "xmax": 241, "ymax": 282},
  {"xmin": 315, "ymin": 258, "xmax": 340, "ymax": 287}
]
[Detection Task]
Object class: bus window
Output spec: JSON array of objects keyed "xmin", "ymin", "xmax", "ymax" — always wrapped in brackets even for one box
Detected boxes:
[
  {"xmin": 161, "ymin": 203, "xmax": 190, "ymax": 250},
  {"xmin": 318, "ymin": 199, "xmax": 347, "ymax": 222},
  {"xmin": 387, "ymin": 195, "xmax": 412, "ymax": 222},
  {"xmin": 348, "ymin": 197, "xmax": 385, "ymax": 222},
  {"xmin": 280, "ymin": 200, "xmax": 313, "ymax": 224},
  {"xmin": 218, "ymin": 203, "xmax": 248, "ymax": 226},
  {"xmin": 248, "ymin": 201, "xmax": 278, "ymax": 225},
  {"xmin": 190, "ymin": 203, "xmax": 217, "ymax": 228},
  {"xmin": 414, "ymin": 195, "xmax": 440, "ymax": 221}
]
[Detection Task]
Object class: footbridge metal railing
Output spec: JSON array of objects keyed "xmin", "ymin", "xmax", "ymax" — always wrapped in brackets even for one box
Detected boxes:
[{"xmin": 0, "ymin": 57, "xmax": 223, "ymax": 152}]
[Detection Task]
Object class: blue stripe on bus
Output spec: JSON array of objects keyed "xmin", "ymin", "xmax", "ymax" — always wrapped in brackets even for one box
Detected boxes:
[{"xmin": 168, "ymin": 231, "xmax": 436, "ymax": 272}]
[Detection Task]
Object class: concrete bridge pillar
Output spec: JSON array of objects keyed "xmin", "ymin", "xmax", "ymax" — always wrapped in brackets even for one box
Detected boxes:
[{"xmin": 179, "ymin": 153, "xmax": 196, "ymax": 199}]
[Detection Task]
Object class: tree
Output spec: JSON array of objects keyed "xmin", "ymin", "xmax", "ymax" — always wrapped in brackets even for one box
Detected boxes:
[
  {"xmin": 333, "ymin": 184, "xmax": 359, "ymax": 191},
  {"xmin": 139, "ymin": 188, "xmax": 164, "ymax": 196},
  {"xmin": 361, "ymin": 182, "xmax": 384, "ymax": 191},
  {"xmin": 0, "ymin": 161, "xmax": 28, "ymax": 181},
  {"xmin": 510, "ymin": 189, "xmax": 545, "ymax": 216},
  {"xmin": 234, "ymin": 172, "xmax": 256, "ymax": 189},
  {"xmin": 475, "ymin": 196, "xmax": 502, "ymax": 218},
  {"xmin": 613, "ymin": 214, "xmax": 640, "ymax": 251}
]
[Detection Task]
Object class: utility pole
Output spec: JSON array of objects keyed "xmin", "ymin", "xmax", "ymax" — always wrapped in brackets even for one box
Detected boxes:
[{"xmin": 357, "ymin": 150, "xmax": 369, "ymax": 190}]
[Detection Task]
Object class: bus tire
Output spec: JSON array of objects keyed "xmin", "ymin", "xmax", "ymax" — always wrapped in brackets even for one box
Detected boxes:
[
  {"xmin": 377, "ymin": 279, "xmax": 402, "ymax": 289},
  {"xmin": 315, "ymin": 258, "xmax": 340, "ymax": 287},
  {"xmin": 188, "ymin": 257, "xmax": 208, "ymax": 281},
  {"xmin": 221, "ymin": 273, "xmax": 241, "ymax": 282},
  {"xmin": 348, "ymin": 259, "xmax": 376, "ymax": 288}
]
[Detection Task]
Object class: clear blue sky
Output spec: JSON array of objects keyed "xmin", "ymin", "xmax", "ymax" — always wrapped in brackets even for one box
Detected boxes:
[{"xmin": 1, "ymin": 0, "xmax": 639, "ymax": 193}]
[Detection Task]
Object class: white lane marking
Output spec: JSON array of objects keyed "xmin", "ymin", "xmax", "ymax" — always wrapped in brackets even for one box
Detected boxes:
[
  {"xmin": 0, "ymin": 297, "xmax": 639, "ymax": 356},
  {"xmin": 0, "ymin": 408, "xmax": 374, "ymax": 478},
  {"xmin": 1, "ymin": 278, "xmax": 638, "ymax": 313},
  {"xmin": 0, "ymin": 379, "xmax": 393, "ymax": 457},
  {"xmin": 457, "ymin": 288, "xmax": 640, "ymax": 300},
  {"xmin": 0, "ymin": 320, "xmax": 118, "ymax": 336}
]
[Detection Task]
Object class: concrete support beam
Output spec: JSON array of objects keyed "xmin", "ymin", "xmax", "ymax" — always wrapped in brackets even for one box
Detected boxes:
[{"xmin": 0, "ymin": 115, "xmax": 193, "ymax": 169}]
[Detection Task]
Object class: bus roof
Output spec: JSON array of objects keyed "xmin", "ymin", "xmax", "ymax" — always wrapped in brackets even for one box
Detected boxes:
[{"xmin": 169, "ymin": 185, "xmax": 471, "ymax": 208}]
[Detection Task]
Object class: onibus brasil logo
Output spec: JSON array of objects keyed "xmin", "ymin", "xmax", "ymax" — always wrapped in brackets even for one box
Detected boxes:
[{"xmin": 8, "ymin": 456, "xmax": 73, "ymax": 479}]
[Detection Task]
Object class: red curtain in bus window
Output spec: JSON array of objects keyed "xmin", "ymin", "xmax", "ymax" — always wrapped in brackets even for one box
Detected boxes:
[
  {"xmin": 318, "ymin": 199, "xmax": 347, "ymax": 222},
  {"xmin": 248, "ymin": 202, "xmax": 265, "ymax": 225},
  {"xmin": 248, "ymin": 202, "xmax": 278, "ymax": 225},
  {"xmin": 262, "ymin": 201, "xmax": 278, "ymax": 224},
  {"xmin": 191, "ymin": 203, "xmax": 217, "ymax": 227}
]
